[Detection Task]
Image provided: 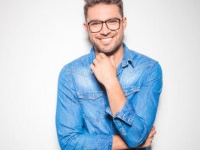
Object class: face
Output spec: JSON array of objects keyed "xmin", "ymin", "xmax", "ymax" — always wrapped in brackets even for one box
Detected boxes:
[{"xmin": 84, "ymin": 4, "xmax": 127, "ymax": 56}]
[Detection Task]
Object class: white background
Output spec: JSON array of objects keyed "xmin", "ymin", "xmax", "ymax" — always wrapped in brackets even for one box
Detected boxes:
[{"xmin": 0, "ymin": 0, "xmax": 200, "ymax": 150}]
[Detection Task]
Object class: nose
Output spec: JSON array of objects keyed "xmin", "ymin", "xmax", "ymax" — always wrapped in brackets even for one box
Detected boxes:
[{"xmin": 100, "ymin": 22, "xmax": 111, "ymax": 35}]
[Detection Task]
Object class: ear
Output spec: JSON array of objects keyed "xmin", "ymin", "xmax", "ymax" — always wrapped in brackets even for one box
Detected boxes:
[
  {"xmin": 122, "ymin": 17, "xmax": 127, "ymax": 29},
  {"xmin": 83, "ymin": 22, "xmax": 89, "ymax": 32}
]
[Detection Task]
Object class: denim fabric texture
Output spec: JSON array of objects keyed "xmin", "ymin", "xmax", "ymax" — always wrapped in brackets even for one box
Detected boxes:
[{"xmin": 56, "ymin": 43, "xmax": 162, "ymax": 150}]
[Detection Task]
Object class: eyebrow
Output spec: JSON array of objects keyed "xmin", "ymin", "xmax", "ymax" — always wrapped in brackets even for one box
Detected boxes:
[{"xmin": 87, "ymin": 17, "xmax": 121, "ymax": 23}]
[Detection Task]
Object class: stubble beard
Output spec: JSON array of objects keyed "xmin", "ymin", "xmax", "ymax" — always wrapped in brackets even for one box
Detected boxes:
[{"xmin": 89, "ymin": 35, "xmax": 124, "ymax": 56}]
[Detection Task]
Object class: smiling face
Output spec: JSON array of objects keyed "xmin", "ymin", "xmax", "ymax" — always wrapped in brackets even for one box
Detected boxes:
[{"xmin": 84, "ymin": 3, "xmax": 127, "ymax": 56}]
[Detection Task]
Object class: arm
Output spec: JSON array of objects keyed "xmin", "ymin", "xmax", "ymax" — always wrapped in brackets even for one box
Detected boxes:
[
  {"xmin": 91, "ymin": 53, "xmax": 126, "ymax": 115},
  {"xmin": 56, "ymin": 67, "xmax": 112, "ymax": 150},
  {"xmin": 137, "ymin": 126, "xmax": 156, "ymax": 148},
  {"xmin": 112, "ymin": 126, "xmax": 156, "ymax": 150},
  {"xmin": 91, "ymin": 53, "xmax": 162, "ymax": 148},
  {"xmin": 112, "ymin": 61, "xmax": 162, "ymax": 147}
]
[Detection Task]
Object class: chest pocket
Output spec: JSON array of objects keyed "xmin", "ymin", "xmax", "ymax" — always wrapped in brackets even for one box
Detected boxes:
[
  {"xmin": 77, "ymin": 91, "xmax": 105, "ymax": 122},
  {"xmin": 123, "ymin": 86, "xmax": 140, "ymax": 99}
]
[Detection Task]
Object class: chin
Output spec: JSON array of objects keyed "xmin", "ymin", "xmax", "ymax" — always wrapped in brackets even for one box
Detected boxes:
[
  {"xmin": 101, "ymin": 44, "xmax": 122, "ymax": 56},
  {"xmin": 103, "ymin": 50, "xmax": 117, "ymax": 56},
  {"xmin": 96, "ymin": 48, "xmax": 117, "ymax": 56},
  {"xmin": 94, "ymin": 40, "xmax": 122, "ymax": 56}
]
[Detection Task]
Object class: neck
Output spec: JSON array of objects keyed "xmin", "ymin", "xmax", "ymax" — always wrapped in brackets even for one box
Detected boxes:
[
  {"xmin": 110, "ymin": 47, "xmax": 123, "ymax": 67},
  {"xmin": 95, "ymin": 44, "xmax": 124, "ymax": 67}
]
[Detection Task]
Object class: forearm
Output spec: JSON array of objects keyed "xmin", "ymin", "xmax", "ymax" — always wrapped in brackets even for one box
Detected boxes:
[
  {"xmin": 105, "ymin": 77, "xmax": 126, "ymax": 116},
  {"xmin": 113, "ymin": 113, "xmax": 149, "ymax": 148},
  {"xmin": 104, "ymin": 79, "xmax": 146, "ymax": 147},
  {"xmin": 105, "ymin": 84, "xmax": 157, "ymax": 147},
  {"xmin": 107, "ymin": 89, "xmax": 160, "ymax": 148},
  {"xmin": 112, "ymin": 126, "xmax": 156, "ymax": 150},
  {"xmin": 57, "ymin": 131, "xmax": 112, "ymax": 150}
]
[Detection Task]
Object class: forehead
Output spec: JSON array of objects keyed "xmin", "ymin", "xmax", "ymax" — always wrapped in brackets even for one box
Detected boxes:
[{"xmin": 87, "ymin": 4, "xmax": 121, "ymax": 21}]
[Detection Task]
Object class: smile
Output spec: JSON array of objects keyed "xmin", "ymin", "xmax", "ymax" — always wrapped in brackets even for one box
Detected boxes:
[{"xmin": 100, "ymin": 38, "xmax": 112, "ymax": 44}]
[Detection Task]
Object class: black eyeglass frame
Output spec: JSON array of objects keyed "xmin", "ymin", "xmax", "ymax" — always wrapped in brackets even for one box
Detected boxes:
[{"xmin": 87, "ymin": 18, "xmax": 124, "ymax": 33}]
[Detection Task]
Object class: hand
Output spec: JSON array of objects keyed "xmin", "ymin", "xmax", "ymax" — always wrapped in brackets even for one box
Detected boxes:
[
  {"xmin": 138, "ymin": 126, "xmax": 156, "ymax": 148},
  {"xmin": 112, "ymin": 135, "xmax": 128, "ymax": 150},
  {"xmin": 90, "ymin": 53, "xmax": 117, "ymax": 88}
]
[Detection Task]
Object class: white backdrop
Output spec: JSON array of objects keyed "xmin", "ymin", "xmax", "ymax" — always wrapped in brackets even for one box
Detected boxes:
[{"xmin": 0, "ymin": 0, "xmax": 200, "ymax": 150}]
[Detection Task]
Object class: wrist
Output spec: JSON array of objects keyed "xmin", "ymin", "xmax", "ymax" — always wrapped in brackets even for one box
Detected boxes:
[
  {"xmin": 112, "ymin": 135, "xmax": 128, "ymax": 149},
  {"xmin": 104, "ymin": 77, "xmax": 119, "ymax": 90}
]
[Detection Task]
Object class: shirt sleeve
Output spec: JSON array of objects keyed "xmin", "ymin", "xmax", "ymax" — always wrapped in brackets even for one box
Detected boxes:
[
  {"xmin": 106, "ymin": 62, "xmax": 163, "ymax": 148},
  {"xmin": 56, "ymin": 67, "xmax": 112, "ymax": 150}
]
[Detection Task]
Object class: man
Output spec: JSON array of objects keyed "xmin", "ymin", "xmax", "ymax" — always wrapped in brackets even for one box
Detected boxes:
[{"xmin": 56, "ymin": 0, "xmax": 162, "ymax": 149}]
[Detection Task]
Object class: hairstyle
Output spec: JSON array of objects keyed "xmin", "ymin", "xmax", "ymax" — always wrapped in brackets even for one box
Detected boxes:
[{"xmin": 84, "ymin": 0, "xmax": 124, "ymax": 20}]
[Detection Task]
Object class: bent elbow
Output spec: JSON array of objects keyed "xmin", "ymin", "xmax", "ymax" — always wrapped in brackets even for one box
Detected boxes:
[{"xmin": 125, "ymin": 123, "xmax": 149, "ymax": 148}]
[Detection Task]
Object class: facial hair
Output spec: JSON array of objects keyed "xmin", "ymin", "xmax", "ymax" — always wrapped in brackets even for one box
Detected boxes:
[{"xmin": 88, "ymin": 34, "xmax": 124, "ymax": 56}]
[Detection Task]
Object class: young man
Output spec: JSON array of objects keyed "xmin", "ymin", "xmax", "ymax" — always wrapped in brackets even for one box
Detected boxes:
[{"xmin": 56, "ymin": 0, "xmax": 162, "ymax": 149}]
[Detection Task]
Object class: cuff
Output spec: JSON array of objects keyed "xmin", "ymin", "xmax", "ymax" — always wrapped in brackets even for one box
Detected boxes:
[
  {"xmin": 98, "ymin": 134, "xmax": 112, "ymax": 150},
  {"xmin": 106, "ymin": 101, "xmax": 135, "ymax": 126}
]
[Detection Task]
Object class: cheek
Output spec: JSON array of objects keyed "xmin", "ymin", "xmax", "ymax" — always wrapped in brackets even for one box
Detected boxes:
[
  {"xmin": 118, "ymin": 30, "xmax": 124, "ymax": 39},
  {"xmin": 87, "ymin": 34, "xmax": 97, "ymax": 45},
  {"xmin": 88, "ymin": 34, "xmax": 97, "ymax": 41}
]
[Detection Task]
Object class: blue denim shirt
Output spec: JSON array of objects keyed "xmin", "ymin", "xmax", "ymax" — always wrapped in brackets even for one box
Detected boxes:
[{"xmin": 56, "ymin": 44, "xmax": 162, "ymax": 150}]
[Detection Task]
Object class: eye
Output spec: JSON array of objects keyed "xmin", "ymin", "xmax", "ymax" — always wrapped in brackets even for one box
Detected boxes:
[
  {"xmin": 89, "ymin": 21, "xmax": 102, "ymax": 26},
  {"xmin": 107, "ymin": 19, "xmax": 119, "ymax": 24}
]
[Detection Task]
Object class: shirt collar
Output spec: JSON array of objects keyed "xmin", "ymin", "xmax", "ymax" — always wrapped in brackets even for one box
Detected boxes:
[
  {"xmin": 89, "ymin": 47, "xmax": 96, "ymax": 63},
  {"xmin": 121, "ymin": 43, "xmax": 134, "ymax": 68}
]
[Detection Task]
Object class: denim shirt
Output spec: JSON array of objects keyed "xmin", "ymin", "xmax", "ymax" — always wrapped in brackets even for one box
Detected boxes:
[{"xmin": 56, "ymin": 44, "xmax": 162, "ymax": 150}]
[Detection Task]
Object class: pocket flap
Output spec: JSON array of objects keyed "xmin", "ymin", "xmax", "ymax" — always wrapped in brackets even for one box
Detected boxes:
[
  {"xmin": 123, "ymin": 87, "xmax": 140, "ymax": 97},
  {"xmin": 77, "ymin": 91, "xmax": 103, "ymax": 100}
]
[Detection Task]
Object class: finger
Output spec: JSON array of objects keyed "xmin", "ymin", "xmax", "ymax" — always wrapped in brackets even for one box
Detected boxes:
[
  {"xmin": 149, "ymin": 126, "xmax": 156, "ymax": 137},
  {"xmin": 151, "ymin": 126, "xmax": 156, "ymax": 131},
  {"xmin": 90, "ymin": 64, "xmax": 95, "ymax": 71},
  {"xmin": 149, "ymin": 131, "xmax": 156, "ymax": 138},
  {"xmin": 93, "ymin": 59, "xmax": 99, "ymax": 66},
  {"xmin": 154, "ymin": 129, "xmax": 157, "ymax": 135},
  {"xmin": 96, "ymin": 55, "xmax": 102, "ymax": 62}
]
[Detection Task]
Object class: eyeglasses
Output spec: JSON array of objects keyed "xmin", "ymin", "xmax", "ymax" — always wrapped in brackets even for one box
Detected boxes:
[{"xmin": 87, "ymin": 18, "xmax": 123, "ymax": 33}]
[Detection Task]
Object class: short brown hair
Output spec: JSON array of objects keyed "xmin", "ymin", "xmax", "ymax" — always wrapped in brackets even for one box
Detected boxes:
[{"xmin": 84, "ymin": 0, "xmax": 124, "ymax": 20}]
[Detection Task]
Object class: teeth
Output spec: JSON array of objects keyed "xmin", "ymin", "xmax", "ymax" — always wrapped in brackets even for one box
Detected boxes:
[{"xmin": 101, "ymin": 38, "xmax": 112, "ymax": 42}]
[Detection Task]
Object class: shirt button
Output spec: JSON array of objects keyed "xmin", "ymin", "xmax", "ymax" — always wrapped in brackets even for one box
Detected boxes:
[{"xmin": 120, "ymin": 128, "xmax": 126, "ymax": 136}]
